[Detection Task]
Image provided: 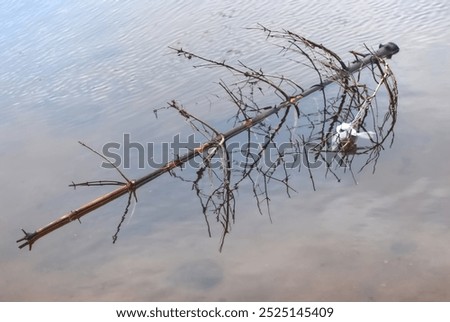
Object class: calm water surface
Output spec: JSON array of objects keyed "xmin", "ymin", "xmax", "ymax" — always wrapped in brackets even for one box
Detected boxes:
[{"xmin": 1, "ymin": 0, "xmax": 450, "ymax": 301}]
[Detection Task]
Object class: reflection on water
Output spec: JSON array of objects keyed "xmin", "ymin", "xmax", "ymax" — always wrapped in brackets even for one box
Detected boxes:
[
  {"xmin": 1, "ymin": 0, "xmax": 450, "ymax": 301},
  {"xmin": 169, "ymin": 259, "xmax": 223, "ymax": 291}
]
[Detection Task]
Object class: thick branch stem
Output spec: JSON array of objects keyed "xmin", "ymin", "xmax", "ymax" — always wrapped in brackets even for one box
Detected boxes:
[{"xmin": 17, "ymin": 42, "xmax": 399, "ymax": 251}]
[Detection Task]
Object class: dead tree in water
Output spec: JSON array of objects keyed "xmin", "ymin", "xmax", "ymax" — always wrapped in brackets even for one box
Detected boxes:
[{"xmin": 17, "ymin": 26, "xmax": 399, "ymax": 251}]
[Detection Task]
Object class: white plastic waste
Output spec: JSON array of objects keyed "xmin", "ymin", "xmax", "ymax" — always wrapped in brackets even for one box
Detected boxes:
[{"xmin": 331, "ymin": 122, "xmax": 375, "ymax": 151}]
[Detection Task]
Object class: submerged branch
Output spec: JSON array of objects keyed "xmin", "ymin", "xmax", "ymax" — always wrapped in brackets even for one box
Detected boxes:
[{"xmin": 17, "ymin": 26, "xmax": 399, "ymax": 251}]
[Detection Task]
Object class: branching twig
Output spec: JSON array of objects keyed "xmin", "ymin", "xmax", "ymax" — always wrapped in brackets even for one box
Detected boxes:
[{"xmin": 17, "ymin": 26, "xmax": 399, "ymax": 251}]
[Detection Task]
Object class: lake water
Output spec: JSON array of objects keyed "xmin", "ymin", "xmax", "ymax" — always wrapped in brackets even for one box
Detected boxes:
[{"xmin": 1, "ymin": 0, "xmax": 450, "ymax": 301}]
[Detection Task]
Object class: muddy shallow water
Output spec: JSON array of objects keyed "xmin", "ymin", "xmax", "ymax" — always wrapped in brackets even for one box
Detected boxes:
[{"xmin": 1, "ymin": 0, "xmax": 450, "ymax": 301}]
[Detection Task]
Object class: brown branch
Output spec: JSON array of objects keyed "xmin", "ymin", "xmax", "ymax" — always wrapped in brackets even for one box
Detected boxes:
[{"xmin": 17, "ymin": 29, "xmax": 399, "ymax": 251}]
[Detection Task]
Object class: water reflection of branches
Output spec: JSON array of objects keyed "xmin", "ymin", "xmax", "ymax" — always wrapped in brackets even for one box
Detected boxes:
[{"xmin": 166, "ymin": 26, "xmax": 398, "ymax": 250}]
